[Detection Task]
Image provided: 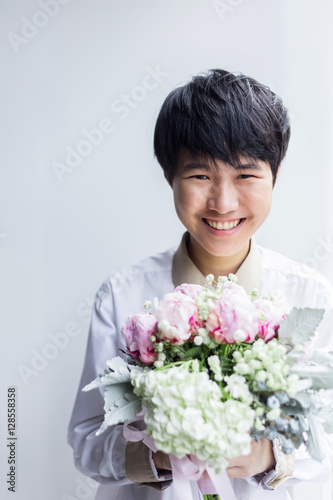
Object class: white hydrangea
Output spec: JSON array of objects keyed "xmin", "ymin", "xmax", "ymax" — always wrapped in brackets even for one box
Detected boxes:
[{"xmin": 130, "ymin": 363, "xmax": 255, "ymax": 474}]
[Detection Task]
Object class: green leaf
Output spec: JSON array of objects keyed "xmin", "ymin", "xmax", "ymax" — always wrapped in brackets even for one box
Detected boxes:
[
  {"xmin": 183, "ymin": 347, "xmax": 203, "ymax": 360},
  {"xmin": 279, "ymin": 307, "xmax": 325, "ymax": 345}
]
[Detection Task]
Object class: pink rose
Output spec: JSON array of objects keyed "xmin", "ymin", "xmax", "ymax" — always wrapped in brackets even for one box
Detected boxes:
[
  {"xmin": 154, "ymin": 291, "xmax": 202, "ymax": 345},
  {"xmin": 174, "ymin": 283, "xmax": 205, "ymax": 299},
  {"xmin": 253, "ymin": 298, "xmax": 284, "ymax": 341},
  {"xmin": 206, "ymin": 294, "xmax": 257, "ymax": 344},
  {"xmin": 121, "ymin": 313, "xmax": 158, "ymax": 364}
]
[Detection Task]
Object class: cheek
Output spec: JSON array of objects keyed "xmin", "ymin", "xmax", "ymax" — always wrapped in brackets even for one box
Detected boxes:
[
  {"xmin": 248, "ymin": 186, "xmax": 273, "ymax": 218},
  {"xmin": 173, "ymin": 185, "xmax": 200, "ymax": 218}
]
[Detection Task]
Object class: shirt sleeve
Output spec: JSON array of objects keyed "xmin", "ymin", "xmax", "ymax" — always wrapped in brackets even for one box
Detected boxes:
[
  {"xmin": 67, "ymin": 280, "xmax": 173, "ymax": 489},
  {"xmin": 67, "ymin": 284, "xmax": 132, "ymax": 485}
]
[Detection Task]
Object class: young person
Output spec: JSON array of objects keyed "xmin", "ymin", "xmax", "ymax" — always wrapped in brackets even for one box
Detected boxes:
[{"xmin": 68, "ymin": 69, "xmax": 333, "ymax": 500}]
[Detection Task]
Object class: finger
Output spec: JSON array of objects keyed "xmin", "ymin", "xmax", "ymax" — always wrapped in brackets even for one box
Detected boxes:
[{"xmin": 226, "ymin": 466, "xmax": 246, "ymax": 478}]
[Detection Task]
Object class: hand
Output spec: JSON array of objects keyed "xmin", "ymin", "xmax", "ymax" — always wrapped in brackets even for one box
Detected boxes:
[
  {"xmin": 152, "ymin": 450, "xmax": 172, "ymax": 471},
  {"xmin": 226, "ymin": 438, "xmax": 275, "ymax": 478}
]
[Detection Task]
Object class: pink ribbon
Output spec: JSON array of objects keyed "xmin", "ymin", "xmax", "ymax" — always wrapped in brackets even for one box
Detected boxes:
[
  {"xmin": 123, "ymin": 409, "xmax": 158, "ymax": 453},
  {"xmin": 170, "ymin": 455, "xmax": 237, "ymax": 500},
  {"xmin": 123, "ymin": 414, "xmax": 237, "ymax": 500}
]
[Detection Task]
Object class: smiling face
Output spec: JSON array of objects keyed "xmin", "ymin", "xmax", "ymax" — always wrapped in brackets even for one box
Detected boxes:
[{"xmin": 172, "ymin": 150, "xmax": 275, "ymax": 275}]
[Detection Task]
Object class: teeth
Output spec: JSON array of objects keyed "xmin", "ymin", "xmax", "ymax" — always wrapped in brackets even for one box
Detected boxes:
[{"xmin": 206, "ymin": 219, "xmax": 241, "ymax": 230}]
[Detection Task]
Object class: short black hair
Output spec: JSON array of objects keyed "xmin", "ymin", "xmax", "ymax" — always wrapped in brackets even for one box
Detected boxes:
[{"xmin": 154, "ymin": 69, "xmax": 290, "ymax": 185}]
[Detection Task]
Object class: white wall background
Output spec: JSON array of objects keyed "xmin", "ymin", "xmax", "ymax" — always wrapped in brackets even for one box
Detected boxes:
[{"xmin": 1, "ymin": 1, "xmax": 333, "ymax": 499}]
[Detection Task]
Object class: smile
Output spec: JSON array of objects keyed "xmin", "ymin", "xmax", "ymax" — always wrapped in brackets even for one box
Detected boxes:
[{"xmin": 204, "ymin": 219, "xmax": 242, "ymax": 230}]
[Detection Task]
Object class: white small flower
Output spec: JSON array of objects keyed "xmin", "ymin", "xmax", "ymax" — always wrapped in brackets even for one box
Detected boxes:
[
  {"xmin": 267, "ymin": 395, "xmax": 280, "ymax": 409},
  {"xmin": 267, "ymin": 408, "xmax": 281, "ymax": 421},
  {"xmin": 249, "ymin": 359, "xmax": 262, "ymax": 371},
  {"xmin": 234, "ymin": 363, "xmax": 250, "ymax": 375},
  {"xmin": 254, "ymin": 417, "xmax": 264, "ymax": 431},
  {"xmin": 255, "ymin": 370, "xmax": 267, "ymax": 382},
  {"xmin": 233, "ymin": 329, "xmax": 247, "ymax": 342},
  {"xmin": 255, "ymin": 406, "xmax": 265, "ymax": 417},
  {"xmin": 198, "ymin": 328, "xmax": 217, "ymax": 348},
  {"xmin": 208, "ymin": 355, "xmax": 223, "ymax": 381},
  {"xmin": 158, "ymin": 319, "xmax": 170, "ymax": 331},
  {"xmin": 224, "ymin": 374, "xmax": 253, "ymax": 403},
  {"xmin": 194, "ymin": 335, "xmax": 203, "ymax": 346},
  {"xmin": 158, "ymin": 352, "xmax": 166, "ymax": 362},
  {"xmin": 144, "ymin": 300, "xmax": 152, "ymax": 309},
  {"xmin": 228, "ymin": 273, "xmax": 237, "ymax": 282},
  {"xmin": 233, "ymin": 351, "xmax": 242, "ymax": 362},
  {"xmin": 154, "ymin": 360, "xmax": 164, "ymax": 368},
  {"xmin": 205, "ymin": 274, "xmax": 215, "ymax": 285}
]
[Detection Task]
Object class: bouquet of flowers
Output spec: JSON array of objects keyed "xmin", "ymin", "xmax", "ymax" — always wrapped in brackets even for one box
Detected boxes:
[{"xmin": 83, "ymin": 274, "xmax": 333, "ymax": 499}]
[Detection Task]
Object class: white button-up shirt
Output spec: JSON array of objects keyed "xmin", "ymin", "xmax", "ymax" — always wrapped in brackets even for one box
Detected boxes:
[{"xmin": 68, "ymin": 235, "xmax": 333, "ymax": 500}]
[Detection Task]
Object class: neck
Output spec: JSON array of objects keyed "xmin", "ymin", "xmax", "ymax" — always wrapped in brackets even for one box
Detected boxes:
[{"xmin": 186, "ymin": 237, "xmax": 250, "ymax": 280}]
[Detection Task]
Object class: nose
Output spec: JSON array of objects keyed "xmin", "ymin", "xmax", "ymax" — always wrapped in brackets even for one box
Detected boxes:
[{"xmin": 207, "ymin": 179, "xmax": 239, "ymax": 214}]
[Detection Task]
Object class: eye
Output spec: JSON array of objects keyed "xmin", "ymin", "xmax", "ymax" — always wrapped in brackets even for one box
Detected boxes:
[
  {"xmin": 191, "ymin": 174, "xmax": 209, "ymax": 180},
  {"xmin": 237, "ymin": 174, "xmax": 254, "ymax": 179}
]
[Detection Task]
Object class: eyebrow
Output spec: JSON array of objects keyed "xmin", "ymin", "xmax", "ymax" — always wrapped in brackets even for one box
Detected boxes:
[
  {"xmin": 181, "ymin": 162, "xmax": 212, "ymax": 172},
  {"xmin": 181, "ymin": 161, "xmax": 264, "ymax": 172}
]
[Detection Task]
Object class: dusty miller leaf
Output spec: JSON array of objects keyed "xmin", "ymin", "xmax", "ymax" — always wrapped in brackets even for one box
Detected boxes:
[
  {"xmin": 103, "ymin": 382, "xmax": 134, "ymax": 412},
  {"xmin": 290, "ymin": 365, "xmax": 333, "ymax": 390},
  {"xmin": 292, "ymin": 391, "xmax": 311, "ymax": 409},
  {"xmin": 308, "ymin": 349, "xmax": 333, "ymax": 367},
  {"xmin": 96, "ymin": 393, "xmax": 142, "ymax": 435},
  {"xmin": 305, "ymin": 413, "xmax": 325, "ymax": 462},
  {"xmin": 82, "ymin": 356, "xmax": 142, "ymax": 391},
  {"xmin": 316, "ymin": 406, "xmax": 333, "ymax": 433},
  {"xmin": 279, "ymin": 307, "xmax": 325, "ymax": 345}
]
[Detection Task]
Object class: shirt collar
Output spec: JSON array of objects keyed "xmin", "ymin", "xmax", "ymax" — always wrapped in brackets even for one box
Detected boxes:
[{"xmin": 172, "ymin": 232, "xmax": 262, "ymax": 294}]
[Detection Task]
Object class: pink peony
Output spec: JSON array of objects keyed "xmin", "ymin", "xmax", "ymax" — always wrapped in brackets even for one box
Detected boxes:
[
  {"xmin": 174, "ymin": 283, "xmax": 206, "ymax": 299},
  {"xmin": 121, "ymin": 313, "xmax": 158, "ymax": 364},
  {"xmin": 154, "ymin": 291, "xmax": 202, "ymax": 345},
  {"xmin": 253, "ymin": 298, "xmax": 284, "ymax": 341},
  {"xmin": 206, "ymin": 294, "xmax": 257, "ymax": 344},
  {"xmin": 218, "ymin": 280, "xmax": 248, "ymax": 297}
]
